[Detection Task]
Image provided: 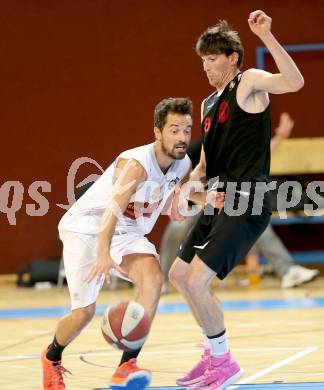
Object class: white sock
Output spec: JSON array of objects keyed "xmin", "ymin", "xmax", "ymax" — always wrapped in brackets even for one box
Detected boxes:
[
  {"xmin": 201, "ymin": 327, "xmax": 210, "ymax": 348},
  {"xmin": 207, "ymin": 331, "xmax": 229, "ymax": 356},
  {"xmin": 204, "ymin": 335, "xmax": 210, "ymax": 348}
]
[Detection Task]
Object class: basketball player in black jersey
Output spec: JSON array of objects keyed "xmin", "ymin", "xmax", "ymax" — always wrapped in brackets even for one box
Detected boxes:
[{"xmin": 169, "ymin": 10, "xmax": 304, "ymax": 389}]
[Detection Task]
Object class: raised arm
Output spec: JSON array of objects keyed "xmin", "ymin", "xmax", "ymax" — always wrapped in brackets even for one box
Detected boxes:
[{"xmin": 245, "ymin": 10, "xmax": 304, "ymax": 94}]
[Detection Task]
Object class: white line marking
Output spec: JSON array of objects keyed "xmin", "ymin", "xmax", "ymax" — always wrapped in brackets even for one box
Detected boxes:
[
  {"xmin": 0, "ymin": 347, "xmax": 313, "ymax": 362},
  {"xmin": 285, "ymin": 321, "xmax": 315, "ymax": 326},
  {"xmin": 25, "ymin": 330, "xmax": 51, "ymax": 336},
  {"xmin": 231, "ymin": 347, "xmax": 303, "ymax": 352},
  {"xmin": 180, "ymin": 323, "xmax": 262, "ymax": 329},
  {"xmin": 0, "ymin": 363, "xmax": 31, "ymax": 369},
  {"xmin": 0, "ymin": 355, "xmax": 39, "ymax": 361},
  {"xmin": 228, "ymin": 346, "xmax": 318, "ymax": 388},
  {"xmin": 232, "ymin": 323, "xmax": 261, "ymax": 328}
]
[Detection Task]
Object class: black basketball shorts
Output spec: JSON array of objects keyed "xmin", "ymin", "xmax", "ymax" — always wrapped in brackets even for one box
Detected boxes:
[{"xmin": 178, "ymin": 209, "xmax": 271, "ymax": 279}]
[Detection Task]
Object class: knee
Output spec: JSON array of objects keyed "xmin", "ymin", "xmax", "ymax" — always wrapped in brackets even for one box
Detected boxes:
[
  {"xmin": 168, "ymin": 263, "xmax": 185, "ymax": 288},
  {"xmin": 140, "ymin": 268, "xmax": 164, "ymax": 294},
  {"xmin": 73, "ymin": 304, "xmax": 96, "ymax": 325},
  {"xmin": 183, "ymin": 273, "xmax": 205, "ymax": 298},
  {"xmin": 168, "ymin": 267, "xmax": 178, "ymax": 286},
  {"xmin": 152, "ymin": 269, "xmax": 164, "ymax": 291}
]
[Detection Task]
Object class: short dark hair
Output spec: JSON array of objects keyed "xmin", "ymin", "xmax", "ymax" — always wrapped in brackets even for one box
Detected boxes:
[
  {"xmin": 154, "ymin": 97, "xmax": 193, "ymax": 130},
  {"xmin": 196, "ymin": 20, "xmax": 244, "ymax": 67}
]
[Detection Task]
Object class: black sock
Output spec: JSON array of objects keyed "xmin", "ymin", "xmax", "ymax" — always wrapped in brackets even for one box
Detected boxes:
[
  {"xmin": 46, "ymin": 336, "xmax": 66, "ymax": 362},
  {"xmin": 119, "ymin": 347, "xmax": 142, "ymax": 366}
]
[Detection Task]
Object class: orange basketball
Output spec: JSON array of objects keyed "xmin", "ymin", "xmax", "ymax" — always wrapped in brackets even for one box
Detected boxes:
[{"xmin": 101, "ymin": 301, "xmax": 150, "ymax": 351}]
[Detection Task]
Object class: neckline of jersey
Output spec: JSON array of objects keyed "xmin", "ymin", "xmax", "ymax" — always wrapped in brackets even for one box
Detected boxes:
[
  {"xmin": 150, "ymin": 143, "xmax": 177, "ymax": 177},
  {"xmin": 216, "ymin": 71, "xmax": 242, "ymax": 97}
]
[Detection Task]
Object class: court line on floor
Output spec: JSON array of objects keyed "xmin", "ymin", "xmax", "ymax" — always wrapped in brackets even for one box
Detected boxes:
[
  {"xmin": 180, "ymin": 323, "xmax": 263, "ymax": 329},
  {"xmin": 230, "ymin": 346, "xmax": 318, "ymax": 388},
  {"xmin": 180, "ymin": 321, "xmax": 316, "ymax": 330},
  {"xmin": 0, "ymin": 346, "xmax": 308, "ymax": 362},
  {"xmin": 143, "ymin": 384, "xmax": 324, "ymax": 389},
  {"xmin": 2, "ymin": 298, "xmax": 324, "ymax": 319}
]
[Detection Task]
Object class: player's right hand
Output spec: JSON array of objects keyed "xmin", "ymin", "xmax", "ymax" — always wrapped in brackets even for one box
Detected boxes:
[
  {"xmin": 84, "ymin": 253, "xmax": 126, "ymax": 285},
  {"xmin": 169, "ymin": 190, "xmax": 187, "ymax": 221},
  {"xmin": 248, "ymin": 10, "xmax": 272, "ymax": 38},
  {"xmin": 206, "ymin": 191, "xmax": 225, "ymax": 214}
]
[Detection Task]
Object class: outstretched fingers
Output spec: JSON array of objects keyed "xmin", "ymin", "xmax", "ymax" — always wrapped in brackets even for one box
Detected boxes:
[{"xmin": 84, "ymin": 265, "xmax": 104, "ymax": 284}]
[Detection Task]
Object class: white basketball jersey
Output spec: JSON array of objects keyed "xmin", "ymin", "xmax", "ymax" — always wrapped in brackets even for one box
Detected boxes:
[{"xmin": 59, "ymin": 143, "xmax": 191, "ymax": 235}]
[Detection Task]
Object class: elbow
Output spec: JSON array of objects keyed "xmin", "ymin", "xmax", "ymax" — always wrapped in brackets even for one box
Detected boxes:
[
  {"xmin": 198, "ymin": 160, "xmax": 206, "ymax": 172},
  {"xmin": 291, "ymin": 75, "xmax": 305, "ymax": 92},
  {"xmin": 197, "ymin": 163, "xmax": 206, "ymax": 178}
]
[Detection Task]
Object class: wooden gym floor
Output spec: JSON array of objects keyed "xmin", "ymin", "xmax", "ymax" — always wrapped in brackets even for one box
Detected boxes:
[{"xmin": 0, "ymin": 274, "xmax": 324, "ymax": 390}]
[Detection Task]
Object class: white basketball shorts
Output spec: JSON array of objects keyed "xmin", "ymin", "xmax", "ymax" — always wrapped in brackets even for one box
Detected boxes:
[{"xmin": 59, "ymin": 229, "xmax": 159, "ymax": 310}]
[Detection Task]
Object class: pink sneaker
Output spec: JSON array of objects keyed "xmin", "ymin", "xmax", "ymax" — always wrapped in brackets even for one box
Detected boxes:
[
  {"xmin": 176, "ymin": 346, "xmax": 210, "ymax": 386},
  {"xmin": 191, "ymin": 352, "xmax": 243, "ymax": 390}
]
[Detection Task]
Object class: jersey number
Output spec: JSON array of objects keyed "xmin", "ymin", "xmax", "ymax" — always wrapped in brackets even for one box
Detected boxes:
[{"xmin": 204, "ymin": 117, "xmax": 211, "ymax": 133}]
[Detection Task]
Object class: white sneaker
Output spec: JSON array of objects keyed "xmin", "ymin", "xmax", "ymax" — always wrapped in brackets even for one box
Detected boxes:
[{"xmin": 281, "ymin": 265, "xmax": 320, "ymax": 288}]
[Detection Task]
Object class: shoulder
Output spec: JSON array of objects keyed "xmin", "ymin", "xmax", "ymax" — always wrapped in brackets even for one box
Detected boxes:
[
  {"xmin": 125, "ymin": 158, "xmax": 146, "ymax": 171},
  {"xmin": 119, "ymin": 143, "xmax": 151, "ymax": 159},
  {"xmin": 119, "ymin": 143, "xmax": 153, "ymax": 169},
  {"xmin": 115, "ymin": 158, "xmax": 147, "ymax": 183}
]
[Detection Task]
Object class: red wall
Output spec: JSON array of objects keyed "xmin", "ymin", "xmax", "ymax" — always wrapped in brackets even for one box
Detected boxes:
[{"xmin": 1, "ymin": 0, "xmax": 324, "ymax": 273}]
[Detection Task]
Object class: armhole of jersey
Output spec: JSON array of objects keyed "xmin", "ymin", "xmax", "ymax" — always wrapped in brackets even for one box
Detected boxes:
[
  {"xmin": 201, "ymin": 98, "xmax": 206, "ymax": 121},
  {"xmin": 236, "ymin": 70, "xmax": 270, "ymax": 114},
  {"xmin": 112, "ymin": 156, "xmax": 148, "ymax": 186},
  {"xmin": 134, "ymin": 157, "xmax": 149, "ymax": 178}
]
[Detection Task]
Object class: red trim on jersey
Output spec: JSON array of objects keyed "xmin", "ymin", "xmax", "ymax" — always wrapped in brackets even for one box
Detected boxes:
[{"xmin": 123, "ymin": 201, "xmax": 160, "ymax": 220}]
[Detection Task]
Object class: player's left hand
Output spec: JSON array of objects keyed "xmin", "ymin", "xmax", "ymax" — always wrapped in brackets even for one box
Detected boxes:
[
  {"xmin": 84, "ymin": 253, "xmax": 127, "ymax": 285},
  {"xmin": 248, "ymin": 10, "xmax": 272, "ymax": 37}
]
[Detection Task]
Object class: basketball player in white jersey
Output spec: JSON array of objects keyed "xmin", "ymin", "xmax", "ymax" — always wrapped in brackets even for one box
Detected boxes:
[{"xmin": 41, "ymin": 98, "xmax": 195, "ymax": 390}]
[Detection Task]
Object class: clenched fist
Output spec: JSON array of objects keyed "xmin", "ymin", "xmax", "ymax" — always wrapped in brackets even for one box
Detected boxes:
[{"xmin": 248, "ymin": 10, "xmax": 272, "ymax": 38}]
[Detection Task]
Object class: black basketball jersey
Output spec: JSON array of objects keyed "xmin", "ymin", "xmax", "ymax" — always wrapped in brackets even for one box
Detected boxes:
[
  {"xmin": 186, "ymin": 139, "xmax": 202, "ymax": 169},
  {"xmin": 201, "ymin": 73, "xmax": 271, "ymax": 186}
]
